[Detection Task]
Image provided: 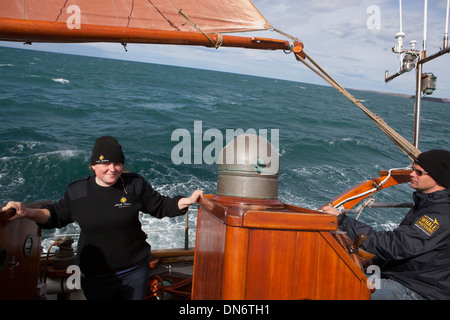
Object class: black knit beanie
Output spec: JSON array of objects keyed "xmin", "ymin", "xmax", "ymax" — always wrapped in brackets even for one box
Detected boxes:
[
  {"xmin": 90, "ymin": 136, "xmax": 125, "ymax": 165},
  {"xmin": 415, "ymin": 149, "xmax": 450, "ymax": 188}
]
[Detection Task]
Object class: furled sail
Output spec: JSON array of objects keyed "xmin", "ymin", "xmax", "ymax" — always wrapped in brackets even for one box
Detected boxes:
[{"xmin": 0, "ymin": 0, "xmax": 298, "ymax": 50}]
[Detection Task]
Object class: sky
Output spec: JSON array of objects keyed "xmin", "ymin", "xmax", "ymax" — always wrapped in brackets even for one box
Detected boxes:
[{"xmin": 1, "ymin": 0, "xmax": 450, "ymax": 98}]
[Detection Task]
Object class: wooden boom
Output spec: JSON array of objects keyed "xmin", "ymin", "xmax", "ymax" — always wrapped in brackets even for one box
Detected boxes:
[{"xmin": 0, "ymin": 18, "xmax": 303, "ymax": 52}]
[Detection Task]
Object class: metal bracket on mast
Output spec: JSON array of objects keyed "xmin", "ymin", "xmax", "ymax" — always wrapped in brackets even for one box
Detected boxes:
[
  {"xmin": 385, "ymin": 1, "xmax": 420, "ymax": 83},
  {"xmin": 386, "ymin": 0, "xmax": 450, "ymax": 148}
]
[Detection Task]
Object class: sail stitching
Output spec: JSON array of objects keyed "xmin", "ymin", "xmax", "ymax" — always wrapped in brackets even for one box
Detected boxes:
[{"xmin": 111, "ymin": 0, "xmax": 121, "ymax": 26}]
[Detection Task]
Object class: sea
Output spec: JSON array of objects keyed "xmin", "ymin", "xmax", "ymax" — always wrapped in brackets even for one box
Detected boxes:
[{"xmin": 1, "ymin": 46, "xmax": 449, "ymax": 251}]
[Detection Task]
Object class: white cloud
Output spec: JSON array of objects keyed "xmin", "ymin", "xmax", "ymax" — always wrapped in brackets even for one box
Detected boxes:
[
  {"xmin": 253, "ymin": 0, "xmax": 450, "ymax": 98},
  {"xmin": 1, "ymin": 0, "xmax": 449, "ymax": 98}
]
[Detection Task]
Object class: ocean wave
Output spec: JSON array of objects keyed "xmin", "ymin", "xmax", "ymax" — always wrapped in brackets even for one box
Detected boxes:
[
  {"xmin": 328, "ymin": 137, "xmax": 365, "ymax": 146},
  {"xmin": 2, "ymin": 46, "xmax": 447, "ymax": 251},
  {"xmin": 140, "ymin": 208, "xmax": 198, "ymax": 249},
  {"xmin": 41, "ymin": 149, "xmax": 83, "ymax": 159},
  {"xmin": 41, "ymin": 207, "xmax": 199, "ymax": 251},
  {"xmin": 1, "ymin": 148, "xmax": 83, "ymax": 161},
  {"xmin": 4, "ymin": 140, "xmax": 45, "ymax": 154},
  {"xmin": 0, "ymin": 176, "xmax": 25, "ymax": 189},
  {"xmin": 52, "ymin": 78, "xmax": 70, "ymax": 84}
]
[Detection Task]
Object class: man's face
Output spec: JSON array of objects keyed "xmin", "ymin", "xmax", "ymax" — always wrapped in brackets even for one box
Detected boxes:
[{"xmin": 410, "ymin": 164, "xmax": 442, "ymax": 193}]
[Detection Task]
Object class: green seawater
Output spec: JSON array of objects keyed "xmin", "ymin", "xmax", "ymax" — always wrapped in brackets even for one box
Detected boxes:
[{"xmin": 1, "ymin": 46, "xmax": 448, "ymax": 249}]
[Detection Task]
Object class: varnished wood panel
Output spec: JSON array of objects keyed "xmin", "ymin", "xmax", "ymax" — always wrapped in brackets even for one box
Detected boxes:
[
  {"xmin": 191, "ymin": 209, "xmax": 225, "ymax": 299},
  {"xmin": 293, "ymin": 232, "xmax": 319, "ymax": 299},
  {"xmin": 222, "ymin": 225, "xmax": 249, "ymax": 299},
  {"xmin": 0, "ymin": 219, "xmax": 41, "ymax": 300},
  {"xmin": 244, "ymin": 210, "xmax": 337, "ymax": 231},
  {"xmin": 192, "ymin": 195, "xmax": 371, "ymax": 300},
  {"xmin": 316, "ymin": 235, "xmax": 341, "ymax": 299},
  {"xmin": 318, "ymin": 232, "xmax": 371, "ymax": 299},
  {"xmin": 269, "ymin": 230, "xmax": 298, "ymax": 299},
  {"xmin": 245, "ymin": 229, "xmax": 370, "ymax": 300},
  {"xmin": 245, "ymin": 229, "xmax": 273, "ymax": 299}
]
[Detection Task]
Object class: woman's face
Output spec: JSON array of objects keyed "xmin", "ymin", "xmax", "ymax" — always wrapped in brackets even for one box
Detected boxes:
[{"xmin": 92, "ymin": 162, "xmax": 123, "ymax": 187}]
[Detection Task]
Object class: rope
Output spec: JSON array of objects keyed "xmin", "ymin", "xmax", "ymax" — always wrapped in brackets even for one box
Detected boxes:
[
  {"xmin": 167, "ymin": 0, "xmax": 222, "ymax": 48},
  {"xmin": 272, "ymin": 26, "xmax": 301, "ymax": 42},
  {"xmin": 146, "ymin": 274, "xmax": 192, "ymax": 300},
  {"xmin": 355, "ymin": 198, "xmax": 375, "ymax": 220},
  {"xmin": 293, "ymin": 51, "xmax": 421, "ymax": 161},
  {"xmin": 41, "ymin": 236, "xmax": 75, "ymax": 282}
]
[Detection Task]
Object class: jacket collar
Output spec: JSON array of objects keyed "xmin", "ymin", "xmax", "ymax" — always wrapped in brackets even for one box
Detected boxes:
[{"xmin": 413, "ymin": 188, "xmax": 450, "ymax": 207}]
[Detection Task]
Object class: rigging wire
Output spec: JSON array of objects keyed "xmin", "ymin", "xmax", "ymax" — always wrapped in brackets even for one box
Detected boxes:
[
  {"xmin": 293, "ymin": 51, "xmax": 421, "ymax": 161},
  {"xmin": 271, "ymin": 26, "xmax": 421, "ymax": 160}
]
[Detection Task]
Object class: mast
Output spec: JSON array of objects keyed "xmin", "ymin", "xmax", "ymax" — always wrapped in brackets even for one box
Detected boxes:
[
  {"xmin": 412, "ymin": 0, "xmax": 428, "ymax": 148},
  {"xmin": 445, "ymin": 0, "xmax": 449, "ymax": 49},
  {"xmin": 386, "ymin": 0, "xmax": 449, "ymax": 150}
]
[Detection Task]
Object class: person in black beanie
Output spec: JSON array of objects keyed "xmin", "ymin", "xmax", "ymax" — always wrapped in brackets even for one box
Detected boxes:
[
  {"xmin": 3, "ymin": 136, "xmax": 203, "ymax": 300},
  {"xmin": 413, "ymin": 149, "xmax": 450, "ymax": 190},
  {"xmin": 322, "ymin": 149, "xmax": 450, "ymax": 300}
]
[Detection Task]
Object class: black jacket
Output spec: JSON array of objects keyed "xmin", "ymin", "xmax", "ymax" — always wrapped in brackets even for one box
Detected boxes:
[
  {"xmin": 39, "ymin": 173, "xmax": 187, "ymax": 275},
  {"xmin": 339, "ymin": 188, "xmax": 450, "ymax": 300}
]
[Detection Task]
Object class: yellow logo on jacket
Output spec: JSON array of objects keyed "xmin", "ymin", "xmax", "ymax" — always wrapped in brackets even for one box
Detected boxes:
[
  {"xmin": 114, "ymin": 196, "xmax": 131, "ymax": 208},
  {"xmin": 415, "ymin": 215, "xmax": 440, "ymax": 236}
]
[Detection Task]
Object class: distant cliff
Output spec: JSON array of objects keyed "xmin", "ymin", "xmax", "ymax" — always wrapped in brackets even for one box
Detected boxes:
[{"xmin": 354, "ymin": 89, "xmax": 450, "ymax": 104}]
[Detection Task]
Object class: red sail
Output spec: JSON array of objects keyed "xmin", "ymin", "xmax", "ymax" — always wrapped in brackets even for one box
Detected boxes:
[
  {"xmin": 0, "ymin": 0, "xmax": 270, "ymax": 33},
  {"xmin": 0, "ymin": 0, "xmax": 303, "ymax": 50}
]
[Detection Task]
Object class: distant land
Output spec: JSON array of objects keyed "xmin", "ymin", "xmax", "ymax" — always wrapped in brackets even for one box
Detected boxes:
[{"xmin": 355, "ymin": 89, "xmax": 450, "ymax": 104}]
